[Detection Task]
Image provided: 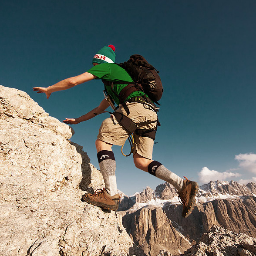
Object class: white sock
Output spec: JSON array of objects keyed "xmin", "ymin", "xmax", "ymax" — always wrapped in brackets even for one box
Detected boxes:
[
  {"xmin": 97, "ymin": 150, "xmax": 118, "ymax": 196},
  {"xmin": 148, "ymin": 161, "xmax": 184, "ymax": 191}
]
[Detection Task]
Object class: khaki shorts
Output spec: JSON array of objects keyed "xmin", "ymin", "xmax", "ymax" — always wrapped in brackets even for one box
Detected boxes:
[{"xmin": 97, "ymin": 102, "xmax": 158, "ymax": 160}]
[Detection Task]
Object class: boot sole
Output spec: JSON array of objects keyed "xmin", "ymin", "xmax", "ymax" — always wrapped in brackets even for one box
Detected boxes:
[
  {"xmin": 82, "ymin": 195, "xmax": 119, "ymax": 211},
  {"xmin": 182, "ymin": 182, "xmax": 198, "ymax": 218}
]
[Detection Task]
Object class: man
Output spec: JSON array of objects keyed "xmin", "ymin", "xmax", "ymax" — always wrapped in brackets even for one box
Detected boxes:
[{"xmin": 33, "ymin": 45, "xmax": 198, "ymax": 218}]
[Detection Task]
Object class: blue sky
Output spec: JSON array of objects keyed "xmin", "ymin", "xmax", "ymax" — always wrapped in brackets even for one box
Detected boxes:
[{"xmin": 1, "ymin": 0, "xmax": 256, "ymax": 195}]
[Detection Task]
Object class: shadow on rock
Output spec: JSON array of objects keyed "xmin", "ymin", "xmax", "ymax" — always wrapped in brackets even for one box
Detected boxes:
[{"xmin": 69, "ymin": 142, "xmax": 93, "ymax": 192}]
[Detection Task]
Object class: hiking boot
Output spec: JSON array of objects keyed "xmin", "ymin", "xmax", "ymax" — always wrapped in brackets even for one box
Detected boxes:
[
  {"xmin": 178, "ymin": 177, "xmax": 198, "ymax": 218},
  {"xmin": 81, "ymin": 189, "xmax": 120, "ymax": 211}
]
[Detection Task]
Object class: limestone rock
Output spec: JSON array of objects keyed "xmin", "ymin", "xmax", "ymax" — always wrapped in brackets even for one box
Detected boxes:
[
  {"xmin": 3, "ymin": 85, "xmax": 256, "ymax": 256},
  {"xmin": 122, "ymin": 196, "xmax": 256, "ymax": 255},
  {"xmin": 182, "ymin": 226, "xmax": 256, "ymax": 256},
  {"xmin": 119, "ymin": 195, "xmax": 137, "ymax": 211},
  {"xmin": 122, "ymin": 206, "xmax": 191, "ymax": 256},
  {"xmin": 120, "ymin": 180, "xmax": 256, "ymax": 208},
  {"xmin": 0, "ymin": 85, "xmax": 135, "ymax": 256},
  {"xmin": 155, "ymin": 182, "xmax": 177, "ymax": 200},
  {"xmin": 163, "ymin": 196, "xmax": 256, "ymax": 241},
  {"xmin": 247, "ymin": 182, "xmax": 256, "ymax": 194},
  {"xmin": 199, "ymin": 180, "xmax": 255, "ymax": 198},
  {"xmin": 121, "ymin": 179, "xmax": 256, "ymax": 255},
  {"xmin": 135, "ymin": 186, "xmax": 155, "ymax": 203},
  {"xmin": 119, "ymin": 186, "xmax": 155, "ymax": 211}
]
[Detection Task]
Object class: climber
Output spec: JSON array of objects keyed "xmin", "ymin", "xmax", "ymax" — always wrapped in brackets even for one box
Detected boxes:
[{"xmin": 33, "ymin": 45, "xmax": 198, "ymax": 218}]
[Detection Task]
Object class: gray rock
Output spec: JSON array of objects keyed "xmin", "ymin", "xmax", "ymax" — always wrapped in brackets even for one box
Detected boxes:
[
  {"xmin": 120, "ymin": 177, "xmax": 256, "ymax": 255},
  {"xmin": 0, "ymin": 85, "xmax": 136, "ymax": 256},
  {"xmin": 182, "ymin": 225, "xmax": 256, "ymax": 256},
  {"xmin": 122, "ymin": 206, "xmax": 191, "ymax": 256}
]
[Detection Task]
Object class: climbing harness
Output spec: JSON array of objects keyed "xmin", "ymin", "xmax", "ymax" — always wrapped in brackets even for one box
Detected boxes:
[
  {"xmin": 102, "ymin": 82, "xmax": 159, "ymax": 157},
  {"xmin": 111, "ymin": 111, "xmax": 158, "ymax": 157},
  {"xmin": 103, "ymin": 90, "xmax": 116, "ymax": 111}
]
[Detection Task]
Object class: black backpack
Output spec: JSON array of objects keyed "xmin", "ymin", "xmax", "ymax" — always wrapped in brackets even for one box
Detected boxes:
[{"xmin": 118, "ymin": 54, "xmax": 163, "ymax": 104}]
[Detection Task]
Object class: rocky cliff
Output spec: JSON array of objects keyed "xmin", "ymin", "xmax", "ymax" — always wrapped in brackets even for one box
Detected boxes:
[
  {"xmin": 182, "ymin": 225, "xmax": 256, "ymax": 256},
  {"xmin": 0, "ymin": 85, "xmax": 140, "ymax": 256},
  {"xmin": 1, "ymin": 85, "xmax": 256, "ymax": 256},
  {"xmin": 120, "ymin": 181, "xmax": 256, "ymax": 255}
]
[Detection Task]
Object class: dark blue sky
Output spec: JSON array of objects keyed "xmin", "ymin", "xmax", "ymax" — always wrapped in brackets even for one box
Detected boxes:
[{"xmin": 1, "ymin": 0, "xmax": 256, "ymax": 195}]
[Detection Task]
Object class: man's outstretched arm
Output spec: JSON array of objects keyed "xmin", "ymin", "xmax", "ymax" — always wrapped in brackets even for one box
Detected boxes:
[
  {"xmin": 33, "ymin": 72, "xmax": 96, "ymax": 99},
  {"xmin": 63, "ymin": 99, "xmax": 110, "ymax": 124}
]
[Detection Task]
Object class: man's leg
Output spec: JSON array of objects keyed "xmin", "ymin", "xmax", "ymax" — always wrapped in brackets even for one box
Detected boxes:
[
  {"xmin": 95, "ymin": 139, "xmax": 118, "ymax": 196},
  {"xmin": 133, "ymin": 153, "xmax": 198, "ymax": 218},
  {"xmin": 81, "ymin": 139, "xmax": 119, "ymax": 211},
  {"xmin": 133, "ymin": 153, "xmax": 184, "ymax": 191}
]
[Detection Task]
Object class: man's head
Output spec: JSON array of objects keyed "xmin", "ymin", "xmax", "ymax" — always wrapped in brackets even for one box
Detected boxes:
[{"xmin": 92, "ymin": 45, "xmax": 116, "ymax": 65}]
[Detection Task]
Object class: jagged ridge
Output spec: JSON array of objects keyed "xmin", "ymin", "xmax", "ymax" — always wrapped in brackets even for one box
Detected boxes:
[{"xmin": 119, "ymin": 180, "xmax": 256, "ymax": 255}]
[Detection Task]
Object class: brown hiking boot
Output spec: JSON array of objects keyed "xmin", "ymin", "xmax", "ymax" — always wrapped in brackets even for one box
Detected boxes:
[
  {"xmin": 178, "ymin": 177, "xmax": 198, "ymax": 218},
  {"xmin": 81, "ymin": 189, "xmax": 120, "ymax": 211}
]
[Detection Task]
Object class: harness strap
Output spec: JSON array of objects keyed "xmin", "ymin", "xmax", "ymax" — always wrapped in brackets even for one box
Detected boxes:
[
  {"xmin": 103, "ymin": 80, "xmax": 134, "ymax": 115},
  {"xmin": 112, "ymin": 112, "xmax": 137, "ymax": 134},
  {"xmin": 112, "ymin": 112, "xmax": 157, "ymax": 140},
  {"xmin": 118, "ymin": 83, "xmax": 139, "ymax": 103},
  {"xmin": 135, "ymin": 129, "xmax": 156, "ymax": 140},
  {"xmin": 116, "ymin": 83, "xmax": 142, "ymax": 116}
]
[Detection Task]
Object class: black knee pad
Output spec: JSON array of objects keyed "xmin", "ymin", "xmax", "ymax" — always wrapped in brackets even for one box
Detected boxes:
[
  {"xmin": 97, "ymin": 150, "xmax": 115, "ymax": 163},
  {"xmin": 148, "ymin": 161, "xmax": 162, "ymax": 176}
]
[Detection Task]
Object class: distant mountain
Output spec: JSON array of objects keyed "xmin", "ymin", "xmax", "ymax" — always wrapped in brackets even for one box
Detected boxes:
[{"xmin": 119, "ymin": 180, "xmax": 256, "ymax": 255}]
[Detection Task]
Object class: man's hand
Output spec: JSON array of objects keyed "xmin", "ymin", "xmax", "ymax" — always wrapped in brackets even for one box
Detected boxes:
[
  {"xmin": 33, "ymin": 87, "xmax": 51, "ymax": 99},
  {"xmin": 63, "ymin": 118, "xmax": 79, "ymax": 124}
]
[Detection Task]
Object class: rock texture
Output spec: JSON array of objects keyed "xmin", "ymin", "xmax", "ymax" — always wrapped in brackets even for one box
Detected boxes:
[
  {"xmin": 199, "ymin": 180, "xmax": 256, "ymax": 198},
  {"xmin": 2, "ymin": 85, "xmax": 256, "ymax": 256},
  {"xmin": 0, "ymin": 85, "xmax": 137, "ymax": 256},
  {"xmin": 121, "ymin": 181, "xmax": 256, "ymax": 255},
  {"xmin": 119, "ymin": 187, "xmax": 155, "ymax": 211},
  {"xmin": 122, "ymin": 206, "xmax": 191, "ymax": 255},
  {"xmin": 163, "ymin": 196, "xmax": 256, "ymax": 241},
  {"xmin": 182, "ymin": 225, "xmax": 256, "ymax": 256}
]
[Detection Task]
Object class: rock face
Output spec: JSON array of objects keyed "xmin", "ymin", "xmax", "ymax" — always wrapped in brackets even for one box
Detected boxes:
[
  {"xmin": 182, "ymin": 225, "xmax": 256, "ymax": 256},
  {"xmin": 119, "ymin": 186, "xmax": 155, "ymax": 211},
  {"xmin": 199, "ymin": 180, "xmax": 256, "ymax": 198},
  {"xmin": 0, "ymin": 85, "xmax": 137, "ymax": 256},
  {"xmin": 2, "ymin": 85, "xmax": 256, "ymax": 256},
  {"xmin": 122, "ymin": 206, "xmax": 191, "ymax": 255},
  {"xmin": 121, "ymin": 181, "xmax": 256, "ymax": 256},
  {"xmin": 163, "ymin": 196, "xmax": 256, "ymax": 241}
]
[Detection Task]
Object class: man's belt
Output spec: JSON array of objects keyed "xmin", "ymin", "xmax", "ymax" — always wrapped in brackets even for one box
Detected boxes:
[
  {"xmin": 127, "ymin": 96, "xmax": 148, "ymax": 104},
  {"xmin": 127, "ymin": 96, "xmax": 159, "ymax": 113}
]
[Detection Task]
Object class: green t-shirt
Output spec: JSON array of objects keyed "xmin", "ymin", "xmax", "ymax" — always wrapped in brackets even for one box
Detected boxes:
[{"xmin": 87, "ymin": 63, "xmax": 146, "ymax": 105}]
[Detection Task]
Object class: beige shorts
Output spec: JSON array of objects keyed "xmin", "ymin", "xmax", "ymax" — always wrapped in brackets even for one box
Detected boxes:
[{"xmin": 97, "ymin": 102, "xmax": 158, "ymax": 160}]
